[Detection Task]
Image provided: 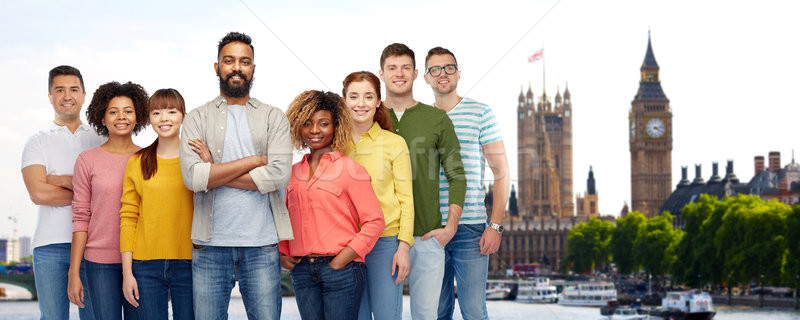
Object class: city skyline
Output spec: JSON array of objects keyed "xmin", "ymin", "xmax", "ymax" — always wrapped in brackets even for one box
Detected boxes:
[{"xmin": 1, "ymin": 1, "xmax": 799, "ymax": 237}]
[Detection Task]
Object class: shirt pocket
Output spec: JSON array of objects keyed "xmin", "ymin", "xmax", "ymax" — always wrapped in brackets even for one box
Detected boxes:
[{"xmin": 315, "ymin": 183, "xmax": 343, "ymax": 197}]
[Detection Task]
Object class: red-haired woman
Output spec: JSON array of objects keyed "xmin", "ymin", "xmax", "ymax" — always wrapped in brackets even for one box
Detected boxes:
[{"xmin": 342, "ymin": 71, "xmax": 414, "ymax": 320}]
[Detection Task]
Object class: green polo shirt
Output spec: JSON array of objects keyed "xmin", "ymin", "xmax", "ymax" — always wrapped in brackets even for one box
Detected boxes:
[{"xmin": 389, "ymin": 102, "xmax": 466, "ymax": 236}]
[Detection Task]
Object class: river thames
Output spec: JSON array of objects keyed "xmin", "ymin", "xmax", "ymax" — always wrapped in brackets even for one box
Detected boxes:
[{"xmin": 2, "ymin": 296, "xmax": 800, "ymax": 319}]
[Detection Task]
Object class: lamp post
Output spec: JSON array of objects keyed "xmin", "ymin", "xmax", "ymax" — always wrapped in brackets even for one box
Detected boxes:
[
  {"xmin": 727, "ymin": 273, "xmax": 732, "ymax": 306},
  {"xmin": 759, "ymin": 274, "xmax": 764, "ymax": 308}
]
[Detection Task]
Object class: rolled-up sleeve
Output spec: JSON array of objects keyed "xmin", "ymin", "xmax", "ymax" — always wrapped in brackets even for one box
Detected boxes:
[
  {"xmin": 180, "ymin": 109, "xmax": 211, "ymax": 192},
  {"xmin": 250, "ymin": 110, "xmax": 292, "ymax": 194},
  {"xmin": 346, "ymin": 166, "xmax": 385, "ymax": 259},
  {"xmin": 72, "ymin": 153, "xmax": 92, "ymax": 232}
]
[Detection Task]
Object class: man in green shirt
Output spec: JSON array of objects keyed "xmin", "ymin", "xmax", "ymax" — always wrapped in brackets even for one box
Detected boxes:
[{"xmin": 378, "ymin": 42, "xmax": 466, "ymax": 319}]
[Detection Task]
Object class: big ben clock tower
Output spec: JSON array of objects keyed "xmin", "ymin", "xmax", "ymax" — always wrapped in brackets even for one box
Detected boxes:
[{"xmin": 629, "ymin": 33, "xmax": 672, "ymax": 218}]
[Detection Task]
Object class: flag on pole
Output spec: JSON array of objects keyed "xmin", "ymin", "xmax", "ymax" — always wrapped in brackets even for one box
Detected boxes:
[{"xmin": 528, "ymin": 49, "xmax": 543, "ymax": 63}]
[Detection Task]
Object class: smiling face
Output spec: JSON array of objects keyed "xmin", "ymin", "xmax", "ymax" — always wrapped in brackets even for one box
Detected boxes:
[
  {"xmin": 301, "ymin": 110, "xmax": 334, "ymax": 152},
  {"xmin": 149, "ymin": 107, "xmax": 184, "ymax": 139},
  {"xmin": 380, "ymin": 54, "xmax": 418, "ymax": 96},
  {"xmin": 102, "ymin": 96, "xmax": 137, "ymax": 138},
  {"xmin": 48, "ymin": 75, "xmax": 85, "ymax": 121},
  {"xmin": 424, "ymin": 53, "xmax": 460, "ymax": 95},
  {"xmin": 344, "ymin": 80, "xmax": 379, "ymax": 126},
  {"xmin": 215, "ymin": 41, "xmax": 255, "ymax": 98}
]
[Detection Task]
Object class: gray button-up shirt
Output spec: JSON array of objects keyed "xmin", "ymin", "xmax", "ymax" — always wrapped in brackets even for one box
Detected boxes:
[{"xmin": 180, "ymin": 96, "xmax": 294, "ymax": 242}]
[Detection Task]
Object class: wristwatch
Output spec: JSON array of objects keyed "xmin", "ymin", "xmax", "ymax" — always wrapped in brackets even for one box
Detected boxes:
[{"xmin": 488, "ymin": 222, "xmax": 504, "ymax": 234}]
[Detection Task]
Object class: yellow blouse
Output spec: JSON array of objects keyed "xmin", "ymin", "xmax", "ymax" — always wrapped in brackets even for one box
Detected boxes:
[
  {"xmin": 120, "ymin": 155, "xmax": 194, "ymax": 260},
  {"xmin": 344, "ymin": 122, "xmax": 415, "ymax": 245}
]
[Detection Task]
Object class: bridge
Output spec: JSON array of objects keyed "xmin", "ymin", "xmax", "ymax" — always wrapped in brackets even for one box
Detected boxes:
[{"xmin": 0, "ymin": 273, "xmax": 37, "ymax": 299}]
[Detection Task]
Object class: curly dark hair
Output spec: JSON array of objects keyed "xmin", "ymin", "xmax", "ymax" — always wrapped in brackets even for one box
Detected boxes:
[
  {"xmin": 285, "ymin": 90, "xmax": 352, "ymax": 152},
  {"xmin": 86, "ymin": 81, "xmax": 149, "ymax": 137},
  {"xmin": 218, "ymin": 31, "xmax": 254, "ymax": 58}
]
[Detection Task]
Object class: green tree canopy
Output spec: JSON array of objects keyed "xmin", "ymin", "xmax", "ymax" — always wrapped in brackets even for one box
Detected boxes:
[
  {"xmin": 634, "ymin": 212, "xmax": 683, "ymax": 278},
  {"xmin": 610, "ymin": 211, "xmax": 646, "ymax": 275}
]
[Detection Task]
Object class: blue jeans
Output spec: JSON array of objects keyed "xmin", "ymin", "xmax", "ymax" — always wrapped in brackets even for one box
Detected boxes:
[
  {"xmin": 438, "ymin": 223, "xmax": 489, "ymax": 320},
  {"xmin": 32, "ymin": 243, "xmax": 95, "ymax": 320},
  {"xmin": 132, "ymin": 259, "xmax": 193, "ymax": 320},
  {"xmin": 83, "ymin": 259, "xmax": 138, "ymax": 320},
  {"xmin": 290, "ymin": 256, "xmax": 366, "ymax": 320},
  {"xmin": 409, "ymin": 236, "xmax": 445, "ymax": 320},
  {"xmin": 192, "ymin": 244, "xmax": 282, "ymax": 320},
  {"xmin": 358, "ymin": 236, "xmax": 403, "ymax": 320}
]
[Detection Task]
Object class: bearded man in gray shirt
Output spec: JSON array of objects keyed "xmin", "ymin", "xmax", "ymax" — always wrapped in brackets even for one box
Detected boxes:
[{"xmin": 180, "ymin": 31, "xmax": 293, "ymax": 320}]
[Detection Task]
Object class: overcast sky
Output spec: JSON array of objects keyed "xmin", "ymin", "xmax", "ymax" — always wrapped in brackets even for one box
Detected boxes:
[{"xmin": 2, "ymin": 0, "xmax": 799, "ymax": 238}]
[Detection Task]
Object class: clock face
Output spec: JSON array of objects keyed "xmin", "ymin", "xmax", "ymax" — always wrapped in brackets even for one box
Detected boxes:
[
  {"xmin": 630, "ymin": 121, "xmax": 635, "ymax": 139},
  {"xmin": 646, "ymin": 118, "xmax": 665, "ymax": 138}
]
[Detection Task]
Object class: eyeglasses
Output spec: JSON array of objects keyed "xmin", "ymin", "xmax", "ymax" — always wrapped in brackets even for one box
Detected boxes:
[{"xmin": 426, "ymin": 64, "xmax": 458, "ymax": 76}]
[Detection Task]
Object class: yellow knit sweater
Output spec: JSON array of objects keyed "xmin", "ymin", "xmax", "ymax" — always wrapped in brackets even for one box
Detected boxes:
[{"xmin": 120, "ymin": 155, "xmax": 193, "ymax": 260}]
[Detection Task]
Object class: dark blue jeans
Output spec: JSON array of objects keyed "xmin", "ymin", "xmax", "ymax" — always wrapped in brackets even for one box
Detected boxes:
[
  {"xmin": 290, "ymin": 256, "xmax": 366, "ymax": 320},
  {"xmin": 83, "ymin": 259, "xmax": 137, "ymax": 320},
  {"xmin": 132, "ymin": 259, "xmax": 193, "ymax": 320}
]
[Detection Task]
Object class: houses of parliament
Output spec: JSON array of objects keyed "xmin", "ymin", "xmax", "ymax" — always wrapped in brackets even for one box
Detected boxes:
[{"xmin": 490, "ymin": 35, "xmax": 672, "ymax": 272}]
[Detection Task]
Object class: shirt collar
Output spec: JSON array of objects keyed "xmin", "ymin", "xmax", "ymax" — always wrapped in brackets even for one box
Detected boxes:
[
  {"xmin": 214, "ymin": 96, "xmax": 258, "ymax": 108},
  {"xmin": 48, "ymin": 122, "xmax": 93, "ymax": 133},
  {"xmin": 301, "ymin": 150, "xmax": 343, "ymax": 164},
  {"xmin": 364, "ymin": 122, "xmax": 384, "ymax": 140}
]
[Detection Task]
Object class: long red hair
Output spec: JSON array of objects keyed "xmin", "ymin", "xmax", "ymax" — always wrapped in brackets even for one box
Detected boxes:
[{"xmin": 342, "ymin": 71, "xmax": 393, "ymax": 132}]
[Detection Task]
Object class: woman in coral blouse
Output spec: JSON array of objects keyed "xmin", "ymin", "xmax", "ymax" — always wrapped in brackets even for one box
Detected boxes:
[
  {"xmin": 342, "ymin": 71, "xmax": 414, "ymax": 320},
  {"xmin": 68, "ymin": 81, "xmax": 148, "ymax": 319},
  {"xmin": 279, "ymin": 90, "xmax": 385, "ymax": 319},
  {"xmin": 119, "ymin": 89, "xmax": 194, "ymax": 319}
]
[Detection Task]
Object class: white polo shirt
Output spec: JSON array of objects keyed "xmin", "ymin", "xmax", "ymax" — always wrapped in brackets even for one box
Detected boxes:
[{"xmin": 21, "ymin": 122, "xmax": 105, "ymax": 249}]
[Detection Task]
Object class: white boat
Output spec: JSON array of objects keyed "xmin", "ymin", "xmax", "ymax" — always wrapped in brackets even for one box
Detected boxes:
[
  {"xmin": 558, "ymin": 281, "xmax": 617, "ymax": 307},
  {"xmin": 516, "ymin": 277, "xmax": 558, "ymax": 303},
  {"xmin": 639, "ymin": 290, "xmax": 715, "ymax": 320},
  {"xmin": 486, "ymin": 282, "xmax": 512, "ymax": 300},
  {"xmin": 601, "ymin": 306, "xmax": 652, "ymax": 320}
]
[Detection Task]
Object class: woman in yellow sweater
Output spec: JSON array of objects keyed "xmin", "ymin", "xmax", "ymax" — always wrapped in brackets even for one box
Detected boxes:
[
  {"xmin": 119, "ymin": 89, "xmax": 194, "ymax": 319},
  {"xmin": 343, "ymin": 71, "xmax": 414, "ymax": 320}
]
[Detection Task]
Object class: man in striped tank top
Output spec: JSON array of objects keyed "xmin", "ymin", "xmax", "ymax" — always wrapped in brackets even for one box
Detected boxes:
[{"xmin": 424, "ymin": 47, "xmax": 510, "ymax": 320}]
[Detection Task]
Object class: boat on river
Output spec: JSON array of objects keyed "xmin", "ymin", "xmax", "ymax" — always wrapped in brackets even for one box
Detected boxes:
[
  {"xmin": 516, "ymin": 277, "xmax": 558, "ymax": 303},
  {"xmin": 558, "ymin": 281, "xmax": 617, "ymax": 307},
  {"xmin": 638, "ymin": 290, "xmax": 715, "ymax": 320}
]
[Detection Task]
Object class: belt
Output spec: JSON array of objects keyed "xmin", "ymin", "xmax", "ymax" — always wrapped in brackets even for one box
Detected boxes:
[{"xmin": 299, "ymin": 255, "xmax": 335, "ymax": 263}]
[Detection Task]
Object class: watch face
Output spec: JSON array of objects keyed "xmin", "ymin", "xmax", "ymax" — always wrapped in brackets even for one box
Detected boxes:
[{"xmin": 646, "ymin": 118, "xmax": 665, "ymax": 138}]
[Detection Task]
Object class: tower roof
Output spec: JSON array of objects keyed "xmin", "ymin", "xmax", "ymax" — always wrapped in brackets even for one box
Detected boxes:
[
  {"xmin": 563, "ymin": 83, "xmax": 570, "ymax": 99},
  {"xmin": 641, "ymin": 32, "xmax": 660, "ymax": 70},
  {"xmin": 587, "ymin": 166, "xmax": 596, "ymax": 195}
]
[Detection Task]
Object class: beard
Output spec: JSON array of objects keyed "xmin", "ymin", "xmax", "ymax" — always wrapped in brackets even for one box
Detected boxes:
[{"xmin": 218, "ymin": 70, "xmax": 254, "ymax": 98}]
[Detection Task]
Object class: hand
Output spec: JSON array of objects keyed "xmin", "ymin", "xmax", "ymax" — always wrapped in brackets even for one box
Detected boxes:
[
  {"xmin": 480, "ymin": 227, "xmax": 502, "ymax": 255},
  {"xmin": 122, "ymin": 272, "xmax": 140, "ymax": 307},
  {"xmin": 421, "ymin": 226, "xmax": 456, "ymax": 248},
  {"xmin": 329, "ymin": 259, "xmax": 347, "ymax": 270},
  {"xmin": 67, "ymin": 273, "xmax": 85, "ymax": 308},
  {"xmin": 189, "ymin": 138, "xmax": 212, "ymax": 163},
  {"xmin": 46, "ymin": 174, "xmax": 74, "ymax": 190},
  {"xmin": 391, "ymin": 243, "xmax": 411, "ymax": 285},
  {"xmin": 281, "ymin": 255, "xmax": 300, "ymax": 270}
]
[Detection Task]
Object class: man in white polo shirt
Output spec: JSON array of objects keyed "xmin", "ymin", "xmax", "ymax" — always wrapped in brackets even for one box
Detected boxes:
[{"xmin": 21, "ymin": 65, "xmax": 104, "ymax": 319}]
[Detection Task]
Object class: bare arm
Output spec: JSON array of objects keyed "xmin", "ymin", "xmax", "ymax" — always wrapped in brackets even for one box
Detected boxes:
[
  {"xmin": 21, "ymin": 165, "xmax": 73, "ymax": 206},
  {"xmin": 121, "ymin": 251, "xmax": 139, "ymax": 307},
  {"xmin": 206, "ymin": 156, "xmax": 266, "ymax": 189},
  {"xmin": 330, "ymin": 246, "xmax": 359, "ymax": 270},
  {"xmin": 189, "ymin": 137, "xmax": 261, "ymax": 190},
  {"xmin": 480, "ymin": 140, "xmax": 509, "ymax": 255},
  {"xmin": 67, "ymin": 231, "xmax": 87, "ymax": 308},
  {"xmin": 47, "ymin": 175, "xmax": 74, "ymax": 190}
]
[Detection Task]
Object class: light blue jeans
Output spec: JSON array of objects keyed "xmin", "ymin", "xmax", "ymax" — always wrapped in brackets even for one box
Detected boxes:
[
  {"xmin": 192, "ymin": 244, "xmax": 282, "ymax": 320},
  {"xmin": 438, "ymin": 223, "xmax": 489, "ymax": 320},
  {"xmin": 32, "ymin": 243, "xmax": 94, "ymax": 320},
  {"xmin": 358, "ymin": 236, "xmax": 403, "ymax": 320},
  {"xmin": 409, "ymin": 235, "xmax": 445, "ymax": 320}
]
